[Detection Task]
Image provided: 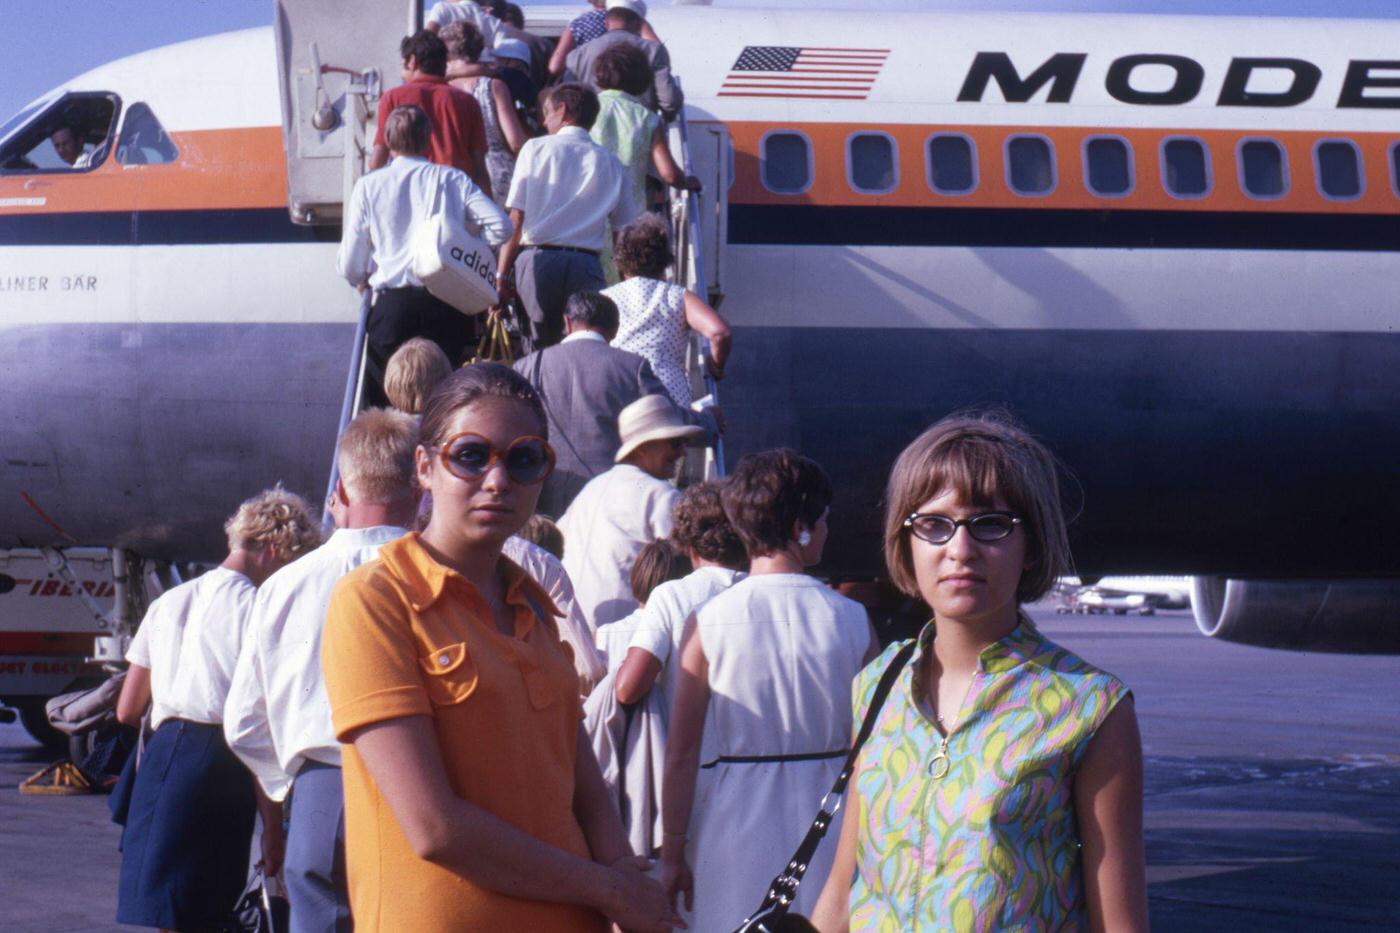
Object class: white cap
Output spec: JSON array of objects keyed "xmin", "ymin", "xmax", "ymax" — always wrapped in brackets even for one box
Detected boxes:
[
  {"xmin": 615, "ymin": 395, "xmax": 703, "ymax": 462},
  {"xmin": 606, "ymin": 0, "xmax": 648, "ymax": 18},
  {"xmin": 492, "ymin": 38, "xmax": 531, "ymax": 65}
]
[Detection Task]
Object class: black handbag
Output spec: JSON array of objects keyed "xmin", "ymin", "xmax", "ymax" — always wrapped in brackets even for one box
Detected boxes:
[
  {"xmin": 732, "ymin": 640, "xmax": 918, "ymax": 933},
  {"xmin": 219, "ymin": 866, "xmax": 290, "ymax": 933}
]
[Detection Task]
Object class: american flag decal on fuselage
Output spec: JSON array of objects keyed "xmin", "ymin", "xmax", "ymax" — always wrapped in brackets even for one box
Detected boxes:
[{"xmin": 719, "ymin": 46, "xmax": 891, "ymax": 100}]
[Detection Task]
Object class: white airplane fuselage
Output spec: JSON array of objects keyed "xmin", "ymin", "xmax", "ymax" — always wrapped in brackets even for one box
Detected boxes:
[{"xmin": 3, "ymin": 8, "xmax": 1399, "ymax": 588}]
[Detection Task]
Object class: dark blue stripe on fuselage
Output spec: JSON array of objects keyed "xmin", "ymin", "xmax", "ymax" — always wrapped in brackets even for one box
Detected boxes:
[
  {"xmin": 6, "ymin": 205, "xmax": 1400, "ymax": 251},
  {"xmin": 728, "ymin": 204, "xmax": 1400, "ymax": 251},
  {"xmin": 0, "ymin": 209, "xmax": 338, "ymax": 246}
]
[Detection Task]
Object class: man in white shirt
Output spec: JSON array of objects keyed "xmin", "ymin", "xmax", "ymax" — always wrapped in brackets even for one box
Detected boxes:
[
  {"xmin": 496, "ymin": 82, "xmax": 638, "ymax": 349},
  {"xmin": 558, "ymin": 394, "xmax": 700, "ymax": 629},
  {"xmin": 337, "ymin": 104, "xmax": 511, "ymax": 408},
  {"xmin": 224, "ymin": 409, "xmax": 420, "ymax": 933}
]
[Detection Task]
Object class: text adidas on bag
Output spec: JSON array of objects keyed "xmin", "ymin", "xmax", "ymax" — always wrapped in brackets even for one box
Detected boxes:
[{"xmin": 450, "ymin": 245, "xmax": 496, "ymax": 287}]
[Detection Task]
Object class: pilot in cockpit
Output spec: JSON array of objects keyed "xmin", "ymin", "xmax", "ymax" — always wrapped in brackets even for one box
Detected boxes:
[{"xmin": 50, "ymin": 123, "xmax": 93, "ymax": 168}]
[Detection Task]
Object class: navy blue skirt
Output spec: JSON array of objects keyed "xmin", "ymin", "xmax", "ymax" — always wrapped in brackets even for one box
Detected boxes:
[{"xmin": 116, "ymin": 719, "xmax": 256, "ymax": 932}]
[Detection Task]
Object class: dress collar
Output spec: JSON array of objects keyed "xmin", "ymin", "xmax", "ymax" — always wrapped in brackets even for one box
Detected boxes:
[
  {"xmin": 378, "ymin": 532, "xmax": 550, "ymax": 623},
  {"xmin": 915, "ymin": 612, "xmax": 1043, "ymax": 675},
  {"xmin": 555, "ymin": 125, "xmax": 592, "ymax": 142}
]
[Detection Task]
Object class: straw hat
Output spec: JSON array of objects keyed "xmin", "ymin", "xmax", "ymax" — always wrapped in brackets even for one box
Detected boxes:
[
  {"xmin": 606, "ymin": 0, "xmax": 648, "ymax": 17},
  {"xmin": 615, "ymin": 395, "xmax": 703, "ymax": 463}
]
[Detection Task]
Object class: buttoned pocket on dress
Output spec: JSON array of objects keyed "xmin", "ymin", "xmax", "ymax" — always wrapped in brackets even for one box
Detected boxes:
[
  {"xmin": 418, "ymin": 642, "xmax": 479, "ymax": 706},
  {"xmin": 521, "ymin": 666, "xmax": 556, "ymax": 710}
]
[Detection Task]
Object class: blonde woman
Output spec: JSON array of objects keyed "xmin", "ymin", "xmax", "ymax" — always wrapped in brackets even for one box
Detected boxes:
[
  {"xmin": 115, "ymin": 488, "xmax": 321, "ymax": 932},
  {"xmin": 812, "ymin": 413, "xmax": 1147, "ymax": 932}
]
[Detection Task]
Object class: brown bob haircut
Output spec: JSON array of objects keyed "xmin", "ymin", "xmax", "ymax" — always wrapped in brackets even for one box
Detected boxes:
[
  {"xmin": 883, "ymin": 411, "xmax": 1072, "ymax": 604},
  {"xmin": 593, "ymin": 42, "xmax": 653, "ymax": 97},
  {"xmin": 722, "ymin": 448, "xmax": 832, "ymax": 559},
  {"xmin": 671, "ymin": 481, "xmax": 746, "ymax": 569}
]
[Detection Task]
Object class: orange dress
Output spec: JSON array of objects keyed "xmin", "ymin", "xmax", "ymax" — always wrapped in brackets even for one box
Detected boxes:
[{"xmin": 322, "ymin": 533, "xmax": 606, "ymax": 933}]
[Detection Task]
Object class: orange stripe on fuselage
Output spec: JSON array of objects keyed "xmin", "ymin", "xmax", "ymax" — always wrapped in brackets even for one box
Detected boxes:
[
  {"xmin": 0, "ymin": 126, "xmax": 288, "ymax": 216},
  {"xmin": 724, "ymin": 121, "xmax": 1400, "ymax": 215}
]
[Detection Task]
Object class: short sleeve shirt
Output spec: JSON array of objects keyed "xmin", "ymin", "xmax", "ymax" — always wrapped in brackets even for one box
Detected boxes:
[
  {"xmin": 125, "ymin": 567, "xmax": 256, "ymax": 729},
  {"xmin": 506, "ymin": 126, "xmax": 638, "ymax": 250},
  {"xmin": 626, "ymin": 566, "xmax": 742, "ymax": 707},
  {"xmin": 322, "ymin": 533, "xmax": 606, "ymax": 932},
  {"xmin": 374, "ymin": 77, "xmax": 487, "ymax": 176},
  {"xmin": 849, "ymin": 617, "xmax": 1130, "ymax": 932}
]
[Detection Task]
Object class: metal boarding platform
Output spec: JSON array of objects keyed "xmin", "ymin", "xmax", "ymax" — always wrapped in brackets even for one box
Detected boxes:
[{"xmin": 272, "ymin": 1, "xmax": 729, "ymax": 511}]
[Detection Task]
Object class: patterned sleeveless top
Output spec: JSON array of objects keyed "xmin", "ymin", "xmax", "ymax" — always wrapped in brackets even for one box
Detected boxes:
[{"xmin": 849, "ymin": 617, "xmax": 1129, "ymax": 932}]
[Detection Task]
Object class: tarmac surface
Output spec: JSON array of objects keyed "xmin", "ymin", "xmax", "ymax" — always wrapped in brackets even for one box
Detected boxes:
[{"xmin": 2, "ymin": 607, "xmax": 1398, "ymax": 931}]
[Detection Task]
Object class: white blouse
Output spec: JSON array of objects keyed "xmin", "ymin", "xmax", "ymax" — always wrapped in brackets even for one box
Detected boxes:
[{"xmin": 126, "ymin": 567, "xmax": 256, "ymax": 730}]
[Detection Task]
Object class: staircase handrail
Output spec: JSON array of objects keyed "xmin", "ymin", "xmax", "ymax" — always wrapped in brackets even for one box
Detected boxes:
[{"xmin": 321, "ymin": 289, "xmax": 373, "ymax": 534}]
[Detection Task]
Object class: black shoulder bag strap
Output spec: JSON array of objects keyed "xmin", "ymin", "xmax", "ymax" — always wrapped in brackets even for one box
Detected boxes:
[
  {"xmin": 528, "ymin": 347, "xmax": 598, "ymax": 484},
  {"xmin": 733, "ymin": 639, "xmax": 919, "ymax": 932}
]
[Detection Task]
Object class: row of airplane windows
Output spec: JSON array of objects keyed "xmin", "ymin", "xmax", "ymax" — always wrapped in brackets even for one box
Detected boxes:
[{"xmin": 758, "ymin": 130, "xmax": 1390, "ymax": 202}]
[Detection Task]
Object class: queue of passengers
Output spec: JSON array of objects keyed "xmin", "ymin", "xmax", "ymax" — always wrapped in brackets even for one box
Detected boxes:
[
  {"xmin": 105, "ymin": 2, "xmax": 1148, "ymax": 930},
  {"xmin": 108, "ymin": 374, "xmax": 1149, "ymax": 932}
]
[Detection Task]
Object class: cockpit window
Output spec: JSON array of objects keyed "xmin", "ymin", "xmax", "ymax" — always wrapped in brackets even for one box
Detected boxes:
[
  {"xmin": 117, "ymin": 103, "xmax": 180, "ymax": 166},
  {"xmin": 0, "ymin": 92, "xmax": 120, "ymax": 173}
]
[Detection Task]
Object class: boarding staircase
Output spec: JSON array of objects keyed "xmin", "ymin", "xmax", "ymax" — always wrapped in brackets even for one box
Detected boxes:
[
  {"xmin": 666, "ymin": 88, "xmax": 728, "ymax": 482},
  {"xmin": 271, "ymin": 1, "xmax": 729, "ymax": 519}
]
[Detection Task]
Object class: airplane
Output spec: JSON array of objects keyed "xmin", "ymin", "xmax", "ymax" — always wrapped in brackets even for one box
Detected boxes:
[{"xmin": 3, "ymin": 1, "xmax": 1400, "ymax": 742}]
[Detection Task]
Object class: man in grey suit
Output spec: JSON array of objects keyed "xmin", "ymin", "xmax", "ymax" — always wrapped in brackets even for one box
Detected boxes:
[
  {"xmin": 515, "ymin": 291, "xmax": 669, "ymax": 518},
  {"xmin": 564, "ymin": 0, "xmax": 682, "ymax": 119}
]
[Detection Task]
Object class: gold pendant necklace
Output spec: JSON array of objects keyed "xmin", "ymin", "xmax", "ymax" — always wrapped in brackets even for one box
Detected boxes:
[{"xmin": 928, "ymin": 735, "xmax": 951, "ymax": 780}]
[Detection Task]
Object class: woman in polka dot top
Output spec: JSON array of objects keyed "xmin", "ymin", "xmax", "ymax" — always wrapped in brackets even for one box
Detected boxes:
[{"xmin": 603, "ymin": 214, "xmax": 732, "ymax": 407}]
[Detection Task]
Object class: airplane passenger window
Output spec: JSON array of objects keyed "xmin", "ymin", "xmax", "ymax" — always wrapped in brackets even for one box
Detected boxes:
[
  {"xmin": 0, "ymin": 92, "xmax": 119, "ymax": 173},
  {"xmin": 116, "ymin": 103, "xmax": 180, "ymax": 166},
  {"xmin": 1314, "ymin": 141, "xmax": 1361, "ymax": 200},
  {"xmin": 761, "ymin": 132, "xmax": 812, "ymax": 194},
  {"xmin": 927, "ymin": 134, "xmax": 976, "ymax": 194},
  {"xmin": 1084, "ymin": 137, "xmax": 1132, "ymax": 196},
  {"xmin": 1006, "ymin": 135, "xmax": 1055, "ymax": 195},
  {"xmin": 848, "ymin": 133, "xmax": 897, "ymax": 193},
  {"xmin": 1240, "ymin": 139, "xmax": 1287, "ymax": 199},
  {"xmin": 1162, "ymin": 138, "xmax": 1210, "ymax": 198}
]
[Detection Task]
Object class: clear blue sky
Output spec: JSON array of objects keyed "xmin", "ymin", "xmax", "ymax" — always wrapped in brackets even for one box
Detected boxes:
[{"xmin": 2, "ymin": 0, "xmax": 1398, "ymax": 121}]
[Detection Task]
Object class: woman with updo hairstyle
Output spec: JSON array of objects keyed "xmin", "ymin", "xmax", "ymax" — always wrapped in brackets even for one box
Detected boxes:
[
  {"xmin": 115, "ymin": 487, "xmax": 320, "ymax": 932},
  {"xmin": 320, "ymin": 363, "xmax": 678, "ymax": 933},
  {"xmin": 603, "ymin": 213, "xmax": 731, "ymax": 408},
  {"xmin": 441, "ymin": 19, "xmax": 529, "ymax": 203},
  {"xmin": 812, "ymin": 412, "xmax": 1147, "ymax": 932},
  {"xmin": 661, "ymin": 451, "xmax": 879, "ymax": 931}
]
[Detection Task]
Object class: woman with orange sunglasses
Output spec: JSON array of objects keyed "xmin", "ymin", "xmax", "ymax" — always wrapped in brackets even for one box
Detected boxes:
[{"xmin": 321, "ymin": 363, "xmax": 680, "ymax": 933}]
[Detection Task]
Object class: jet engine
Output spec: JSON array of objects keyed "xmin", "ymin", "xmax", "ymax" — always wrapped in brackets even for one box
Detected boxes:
[{"xmin": 1191, "ymin": 577, "xmax": 1400, "ymax": 654}]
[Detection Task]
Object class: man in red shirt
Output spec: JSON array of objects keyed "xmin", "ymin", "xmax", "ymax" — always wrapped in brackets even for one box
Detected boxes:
[{"xmin": 370, "ymin": 30, "xmax": 492, "ymax": 197}]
